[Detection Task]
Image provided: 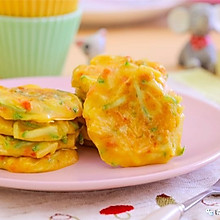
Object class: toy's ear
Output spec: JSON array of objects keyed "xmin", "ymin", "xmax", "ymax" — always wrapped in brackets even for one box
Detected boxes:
[
  {"xmin": 167, "ymin": 7, "xmax": 190, "ymax": 33},
  {"xmin": 76, "ymin": 39, "xmax": 85, "ymax": 48},
  {"xmin": 213, "ymin": 4, "xmax": 220, "ymax": 32},
  {"xmin": 97, "ymin": 28, "xmax": 107, "ymax": 37}
]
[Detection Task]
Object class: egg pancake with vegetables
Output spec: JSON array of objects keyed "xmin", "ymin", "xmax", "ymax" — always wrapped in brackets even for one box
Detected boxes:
[
  {"xmin": 13, "ymin": 120, "xmax": 79, "ymax": 142},
  {"xmin": 0, "ymin": 149, "xmax": 77, "ymax": 173},
  {"xmin": 0, "ymin": 134, "xmax": 77, "ymax": 158},
  {"xmin": 0, "ymin": 116, "xmax": 79, "ymax": 142},
  {"xmin": 0, "ymin": 85, "xmax": 82, "ymax": 122},
  {"xmin": 72, "ymin": 55, "xmax": 168, "ymax": 100},
  {"xmin": 82, "ymin": 57, "xmax": 184, "ymax": 167},
  {"xmin": 0, "ymin": 85, "xmax": 82, "ymax": 173}
]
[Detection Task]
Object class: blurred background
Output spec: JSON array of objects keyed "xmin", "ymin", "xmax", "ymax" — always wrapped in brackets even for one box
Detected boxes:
[
  {"xmin": 80, "ymin": 0, "xmax": 189, "ymax": 27},
  {"xmin": 63, "ymin": 0, "xmax": 220, "ymax": 75},
  {"xmin": 0, "ymin": 0, "xmax": 219, "ymax": 77}
]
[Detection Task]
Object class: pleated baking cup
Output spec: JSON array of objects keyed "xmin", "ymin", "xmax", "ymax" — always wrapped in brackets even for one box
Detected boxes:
[
  {"xmin": 0, "ymin": 9, "xmax": 82, "ymax": 78},
  {"xmin": 0, "ymin": 0, "xmax": 78, "ymax": 17}
]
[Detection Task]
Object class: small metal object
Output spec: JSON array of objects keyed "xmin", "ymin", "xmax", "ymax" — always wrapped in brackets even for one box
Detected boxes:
[{"xmin": 144, "ymin": 179, "xmax": 220, "ymax": 220}]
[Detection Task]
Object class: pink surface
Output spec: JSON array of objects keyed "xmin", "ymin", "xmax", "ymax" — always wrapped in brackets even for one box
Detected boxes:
[{"xmin": 0, "ymin": 76, "xmax": 219, "ymax": 191}]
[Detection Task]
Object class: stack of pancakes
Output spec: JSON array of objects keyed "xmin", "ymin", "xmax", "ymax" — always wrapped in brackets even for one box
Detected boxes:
[{"xmin": 0, "ymin": 85, "xmax": 82, "ymax": 173}]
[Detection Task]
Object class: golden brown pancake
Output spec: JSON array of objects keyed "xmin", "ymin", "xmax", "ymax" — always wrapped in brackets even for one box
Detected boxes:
[
  {"xmin": 0, "ymin": 149, "xmax": 78, "ymax": 173},
  {"xmin": 0, "ymin": 85, "xmax": 82, "ymax": 122},
  {"xmin": 83, "ymin": 58, "xmax": 184, "ymax": 167},
  {"xmin": 0, "ymin": 134, "xmax": 77, "ymax": 158},
  {"xmin": 0, "ymin": 116, "xmax": 80, "ymax": 142},
  {"xmin": 13, "ymin": 120, "xmax": 79, "ymax": 142},
  {"xmin": 72, "ymin": 55, "xmax": 168, "ymax": 100}
]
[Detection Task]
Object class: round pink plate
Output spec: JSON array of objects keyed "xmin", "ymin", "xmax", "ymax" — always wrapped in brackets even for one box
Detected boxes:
[{"xmin": 0, "ymin": 76, "xmax": 219, "ymax": 191}]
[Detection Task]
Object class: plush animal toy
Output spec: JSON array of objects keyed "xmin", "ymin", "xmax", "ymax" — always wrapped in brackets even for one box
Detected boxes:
[
  {"xmin": 168, "ymin": 3, "xmax": 220, "ymax": 73},
  {"xmin": 76, "ymin": 28, "xmax": 107, "ymax": 63}
]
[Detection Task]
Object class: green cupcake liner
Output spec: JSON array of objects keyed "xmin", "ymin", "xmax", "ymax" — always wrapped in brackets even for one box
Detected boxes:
[{"xmin": 0, "ymin": 9, "xmax": 81, "ymax": 78}]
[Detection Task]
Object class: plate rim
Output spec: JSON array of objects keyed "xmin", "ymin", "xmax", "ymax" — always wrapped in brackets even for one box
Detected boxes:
[{"xmin": 1, "ymin": 152, "xmax": 219, "ymax": 192}]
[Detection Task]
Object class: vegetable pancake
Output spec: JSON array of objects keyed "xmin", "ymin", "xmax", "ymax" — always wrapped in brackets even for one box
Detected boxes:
[
  {"xmin": 82, "ymin": 57, "xmax": 184, "ymax": 167},
  {"xmin": 72, "ymin": 55, "xmax": 168, "ymax": 100},
  {"xmin": 13, "ymin": 120, "xmax": 79, "ymax": 142},
  {"xmin": 0, "ymin": 85, "xmax": 82, "ymax": 122},
  {"xmin": 0, "ymin": 116, "xmax": 80, "ymax": 142},
  {"xmin": 0, "ymin": 149, "xmax": 78, "ymax": 173},
  {"xmin": 0, "ymin": 134, "xmax": 77, "ymax": 158}
]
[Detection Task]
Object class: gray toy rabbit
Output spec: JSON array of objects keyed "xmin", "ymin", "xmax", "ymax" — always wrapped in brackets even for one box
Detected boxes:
[{"xmin": 168, "ymin": 3, "xmax": 220, "ymax": 73}]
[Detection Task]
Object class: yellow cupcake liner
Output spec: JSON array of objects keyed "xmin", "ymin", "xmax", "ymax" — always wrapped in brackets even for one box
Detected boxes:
[{"xmin": 0, "ymin": 0, "xmax": 78, "ymax": 17}]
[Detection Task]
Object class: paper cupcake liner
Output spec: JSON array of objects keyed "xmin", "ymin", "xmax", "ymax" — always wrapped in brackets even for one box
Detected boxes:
[
  {"xmin": 0, "ymin": 0, "xmax": 78, "ymax": 17},
  {"xmin": 0, "ymin": 9, "xmax": 81, "ymax": 78}
]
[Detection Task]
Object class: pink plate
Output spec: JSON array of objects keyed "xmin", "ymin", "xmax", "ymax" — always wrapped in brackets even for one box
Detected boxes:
[{"xmin": 0, "ymin": 76, "xmax": 219, "ymax": 191}]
